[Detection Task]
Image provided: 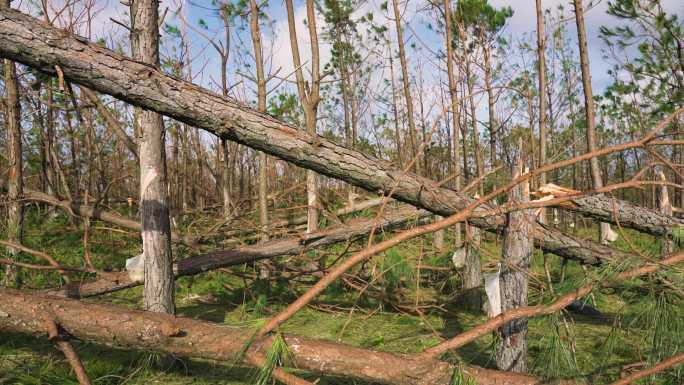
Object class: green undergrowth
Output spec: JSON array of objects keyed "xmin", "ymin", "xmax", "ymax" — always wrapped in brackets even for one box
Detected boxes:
[{"xmin": 0, "ymin": 209, "xmax": 682, "ymax": 385}]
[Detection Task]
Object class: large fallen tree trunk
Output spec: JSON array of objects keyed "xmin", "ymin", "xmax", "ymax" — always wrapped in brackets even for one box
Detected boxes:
[
  {"xmin": 0, "ymin": 8, "xmax": 673, "ymax": 265},
  {"xmin": 48, "ymin": 206, "xmax": 433, "ymax": 298},
  {"xmin": 0, "ymin": 288, "xmax": 573, "ymax": 385}
]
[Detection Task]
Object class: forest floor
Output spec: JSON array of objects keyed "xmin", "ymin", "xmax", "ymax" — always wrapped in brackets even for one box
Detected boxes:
[{"xmin": 0, "ymin": 208, "xmax": 681, "ymax": 385}]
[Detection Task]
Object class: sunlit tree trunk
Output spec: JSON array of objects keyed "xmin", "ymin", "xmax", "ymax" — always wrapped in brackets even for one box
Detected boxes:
[{"xmin": 130, "ymin": 0, "xmax": 174, "ymax": 314}]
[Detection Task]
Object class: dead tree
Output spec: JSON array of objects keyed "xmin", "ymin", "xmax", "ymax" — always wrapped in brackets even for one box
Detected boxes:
[{"xmin": 130, "ymin": 0, "xmax": 174, "ymax": 314}]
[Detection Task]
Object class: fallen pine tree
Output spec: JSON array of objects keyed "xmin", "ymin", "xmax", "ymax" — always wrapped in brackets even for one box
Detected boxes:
[
  {"xmin": 23, "ymin": 186, "xmax": 636, "ymax": 269},
  {"xmin": 0, "ymin": 7, "xmax": 680, "ymax": 264},
  {"xmin": 40, "ymin": 199, "xmax": 640, "ymax": 299},
  {"xmin": 0, "ymin": 288, "xmax": 575, "ymax": 385},
  {"xmin": 47, "ymin": 205, "xmax": 434, "ymax": 298}
]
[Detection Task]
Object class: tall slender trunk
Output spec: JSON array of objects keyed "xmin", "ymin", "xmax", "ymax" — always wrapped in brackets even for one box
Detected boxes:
[
  {"xmin": 466, "ymin": 59, "xmax": 484, "ymax": 195},
  {"xmin": 285, "ymin": 0, "xmax": 321, "ymax": 234},
  {"xmin": 536, "ymin": 0, "xmax": 547, "ymax": 224},
  {"xmin": 483, "ymin": 40, "xmax": 496, "ymax": 190},
  {"xmin": 218, "ymin": 14, "xmax": 233, "ymax": 218},
  {"xmin": 443, "ymin": 0, "xmax": 461, "ymax": 246},
  {"xmin": 387, "ymin": 34, "xmax": 403, "ymax": 167},
  {"xmin": 130, "ymin": 0, "xmax": 174, "ymax": 314},
  {"xmin": 2, "ymin": 0, "xmax": 23, "ymax": 287},
  {"xmin": 391, "ymin": 0, "xmax": 420, "ymax": 175},
  {"xmin": 249, "ymin": 0, "xmax": 269, "ymax": 242},
  {"xmin": 573, "ymin": 0, "xmax": 610, "ymax": 243},
  {"xmin": 337, "ymin": 27, "xmax": 356, "ymax": 207},
  {"xmin": 497, "ymin": 141, "xmax": 532, "ymax": 372}
]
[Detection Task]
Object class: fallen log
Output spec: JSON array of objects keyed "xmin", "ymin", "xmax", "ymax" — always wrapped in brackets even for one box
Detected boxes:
[
  {"xmin": 0, "ymin": 288, "xmax": 573, "ymax": 385},
  {"xmin": 47, "ymin": 200, "xmax": 638, "ymax": 299},
  {"xmin": 48, "ymin": 205, "xmax": 433, "ymax": 298},
  {"xmin": 26, "ymin": 182, "xmax": 628, "ymax": 267},
  {"xmin": 0, "ymin": 8, "xmax": 678, "ymax": 263}
]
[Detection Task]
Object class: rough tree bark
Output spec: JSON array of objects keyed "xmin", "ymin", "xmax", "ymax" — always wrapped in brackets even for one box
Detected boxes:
[
  {"xmin": 130, "ymin": 0, "xmax": 174, "ymax": 314},
  {"xmin": 497, "ymin": 151, "xmax": 532, "ymax": 372},
  {"xmin": 0, "ymin": 8, "xmax": 679, "ymax": 259},
  {"xmin": 0, "ymin": 288, "xmax": 575, "ymax": 385},
  {"xmin": 463, "ymin": 222, "xmax": 483, "ymax": 310},
  {"xmin": 573, "ymin": 0, "xmax": 611, "ymax": 244},
  {"xmin": 2, "ymin": 0, "xmax": 22, "ymax": 288},
  {"xmin": 249, "ymin": 0, "xmax": 269, "ymax": 242},
  {"xmin": 536, "ymin": 0, "xmax": 547, "ymax": 224}
]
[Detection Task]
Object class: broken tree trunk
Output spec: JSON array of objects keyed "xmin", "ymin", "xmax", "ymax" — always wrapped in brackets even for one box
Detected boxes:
[
  {"xmin": 497, "ymin": 158, "xmax": 533, "ymax": 372},
  {"xmin": 0, "ymin": 8, "xmax": 678, "ymax": 264},
  {"xmin": 0, "ymin": 288, "xmax": 573, "ymax": 385}
]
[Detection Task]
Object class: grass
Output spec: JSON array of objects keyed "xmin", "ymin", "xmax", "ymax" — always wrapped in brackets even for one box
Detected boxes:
[{"xmin": 0, "ymin": 208, "xmax": 682, "ymax": 385}]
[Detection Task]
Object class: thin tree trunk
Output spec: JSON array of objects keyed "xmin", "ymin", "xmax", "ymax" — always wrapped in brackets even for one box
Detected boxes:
[
  {"xmin": 464, "ymin": 43, "xmax": 484, "ymax": 195},
  {"xmin": 497, "ymin": 142, "xmax": 532, "ymax": 372},
  {"xmin": 443, "ymin": 0, "xmax": 462, "ymax": 246},
  {"xmin": 130, "ymin": 0, "xmax": 174, "ymax": 314},
  {"xmin": 483, "ymin": 41, "xmax": 496, "ymax": 190},
  {"xmin": 387, "ymin": 34, "xmax": 403, "ymax": 167},
  {"xmin": 536, "ymin": 0, "xmax": 547, "ymax": 224},
  {"xmin": 391, "ymin": 0, "xmax": 420, "ymax": 175},
  {"xmin": 284, "ymin": 0, "xmax": 321, "ymax": 234},
  {"xmin": 2, "ymin": 1, "xmax": 23, "ymax": 287},
  {"xmin": 573, "ymin": 0, "xmax": 610, "ymax": 243},
  {"xmin": 249, "ymin": 0, "xmax": 269, "ymax": 242}
]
